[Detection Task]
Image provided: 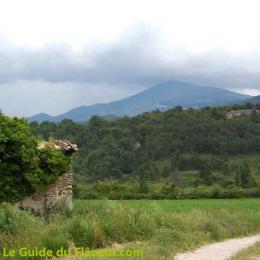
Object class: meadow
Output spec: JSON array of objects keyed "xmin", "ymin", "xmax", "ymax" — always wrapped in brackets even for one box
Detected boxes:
[
  {"xmin": 0, "ymin": 199, "xmax": 259, "ymax": 259},
  {"xmin": 77, "ymin": 198, "xmax": 260, "ymax": 212}
]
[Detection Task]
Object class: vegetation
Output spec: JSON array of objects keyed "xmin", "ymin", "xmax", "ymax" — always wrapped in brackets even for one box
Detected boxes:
[
  {"xmin": 30, "ymin": 104, "xmax": 260, "ymax": 199},
  {"xmin": 0, "ymin": 113, "xmax": 71, "ymax": 202},
  {"xmin": 1, "ymin": 106, "xmax": 260, "ymax": 258},
  {"xmin": 1, "ymin": 104, "xmax": 260, "ymax": 200},
  {"xmin": 0, "ymin": 199, "xmax": 259, "ymax": 259},
  {"xmin": 231, "ymin": 242, "xmax": 260, "ymax": 260},
  {"xmin": 73, "ymin": 180, "xmax": 260, "ymax": 200}
]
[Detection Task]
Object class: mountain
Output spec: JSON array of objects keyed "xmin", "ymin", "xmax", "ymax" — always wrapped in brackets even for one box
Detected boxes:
[
  {"xmin": 29, "ymin": 81, "xmax": 250, "ymax": 122},
  {"xmin": 244, "ymin": 95, "xmax": 260, "ymax": 104},
  {"xmin": 29, "ymin": 113, "xmax": 55, "ymax": 122}
]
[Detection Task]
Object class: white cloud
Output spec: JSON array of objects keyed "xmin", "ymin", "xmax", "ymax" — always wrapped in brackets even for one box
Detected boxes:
[
  {"xmin": 235, "ymin": 88, "xmax": 260, "ymax": 96},
  {"xmin": 0, "ymin": 0, "xmax": 260, "ymax": 53}
]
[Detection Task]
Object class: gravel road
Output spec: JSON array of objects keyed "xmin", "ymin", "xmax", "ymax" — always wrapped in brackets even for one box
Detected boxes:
[{"xmin": 175, "ymin": 234, "xmax": 260, "ymax": 260}]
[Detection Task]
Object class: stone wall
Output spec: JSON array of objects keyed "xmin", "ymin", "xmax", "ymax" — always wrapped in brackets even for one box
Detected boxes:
[
  {"xmin": 15, "ymin": 139, "xmax": 78, "ymax": 213},
  {"xmin": 16, "ymin": 170, "xmax": 73, "ymax": 213}
]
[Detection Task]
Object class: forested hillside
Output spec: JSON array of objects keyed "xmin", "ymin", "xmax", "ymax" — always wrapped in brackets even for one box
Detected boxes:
[{"xmin": 29, "ymin": 104, "xmax": 260, "ymax": 198}]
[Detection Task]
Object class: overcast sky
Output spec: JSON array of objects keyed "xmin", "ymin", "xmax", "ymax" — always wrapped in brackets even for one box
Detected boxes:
[{"xmin": 1, "ymin": 0, "xmax": 260, "ymax": 116}]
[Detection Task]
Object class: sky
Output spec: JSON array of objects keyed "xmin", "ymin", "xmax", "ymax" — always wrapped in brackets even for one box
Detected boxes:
[{"xmin": 1, "ymin": 0, "xmax": 260, "ymax": 116}]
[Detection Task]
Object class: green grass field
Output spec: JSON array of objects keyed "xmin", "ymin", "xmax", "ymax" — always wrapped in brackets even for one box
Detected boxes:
[
  {"xmin": 0, "ymin": 199, "xmax": 259, "ymax": 259},
  {"xmin": 73, "ymin": 199, "xmax": 260, "ymax": 259},
  {"xmin": 75, "ymin": 198, "xmax": 260, "ymax": 212}
]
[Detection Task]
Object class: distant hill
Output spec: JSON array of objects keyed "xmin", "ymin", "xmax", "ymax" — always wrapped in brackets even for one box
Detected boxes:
[
  {"xmin": 29, "ymin": 81, "xmax": 250, "ymax": 122},
  {"xmin": 244, "ymin": 95, "xmax": 260, "ymax": 104},
  {"xmin": 29, "ymin": 113, "xmax": 55, "ymax": 122}
]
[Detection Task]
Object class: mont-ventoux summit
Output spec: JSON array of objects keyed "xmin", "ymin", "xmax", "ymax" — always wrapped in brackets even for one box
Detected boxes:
[{"xmin": 30, "ymin": 81, "xmax": 250, "ymax": 123}]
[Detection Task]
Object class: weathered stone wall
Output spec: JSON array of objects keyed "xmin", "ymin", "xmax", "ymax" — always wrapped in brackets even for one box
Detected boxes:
[
  {"xmin": 16, "ymin": 170, "xmax": 73, "ymax": 213},
  {"xmin": 16, "ymin": 171, "xmax": 73, "ymax": 213},
  {"xmin": 15, "ymin": 139, "xmax": 78, "ymax": 213}
]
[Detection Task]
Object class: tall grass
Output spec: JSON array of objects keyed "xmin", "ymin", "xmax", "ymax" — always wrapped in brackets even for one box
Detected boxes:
[{"xmin": 0, "ymin": 199, "xmax": 259, "ymax": 259}]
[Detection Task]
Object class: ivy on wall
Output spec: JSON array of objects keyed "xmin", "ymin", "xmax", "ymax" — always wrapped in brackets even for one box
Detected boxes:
[{"xmin": 0, "ymin": 113, "xmax": 70, "ymax": 202}]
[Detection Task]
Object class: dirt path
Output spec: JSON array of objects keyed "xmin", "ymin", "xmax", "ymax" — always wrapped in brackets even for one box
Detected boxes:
[{"xmin": 175, "ymin": 234, "xmax": 260, "ymax": 260}]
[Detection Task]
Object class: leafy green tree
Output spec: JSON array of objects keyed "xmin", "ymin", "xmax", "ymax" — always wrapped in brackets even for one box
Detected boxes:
[
  {"xmin": 199, "ymin": 160, "xmax": 213, "ymax": 185},
  {"xmin": 138, "ymin": 180, "xmax": 149, "ymax": 193},
  {"xmin": 210, "ymin": 108, "xmax": 225, "ymax": 120},
  {"xmin": 119, "ymin": 151, "xmax": 135, "ymax": 173},
  {"xmin": 235, "ymin": 161, "xmax": 256, "ymax": 188},
  {"xmin": 0, "ymin": 113, "xmax": 70, "ymax": 202}
]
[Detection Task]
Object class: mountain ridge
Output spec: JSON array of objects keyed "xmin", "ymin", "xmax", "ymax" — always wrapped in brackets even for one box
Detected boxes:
[
  {"xmin": 29, "ymin": 80, "xmax": 250, "ymax": 122},
  {"xmin": 244, "ymin": 95, "xmax": 260, "ymax": 104}
]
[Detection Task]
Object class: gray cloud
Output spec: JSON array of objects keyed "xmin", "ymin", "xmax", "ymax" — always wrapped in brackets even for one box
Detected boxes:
[
  {"xmin": 1, "ymin": 25, "xmax": 260, "ymax": 116},
  {"xmin": 0, "ymin": 26, "xmax": 259, "ymax": 89},
  {"xmin": 0, "ymin": 26, "xmax": 167, "ymax": 86},
  {"xmin": 0, "ymin": 26, "xmax": 260, "ymax": 88}
]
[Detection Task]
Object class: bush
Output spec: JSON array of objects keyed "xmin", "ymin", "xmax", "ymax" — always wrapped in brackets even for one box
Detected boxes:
[
  {"xmin": 0, "ymin": 203, "xmax": 38, "ymax": 234},
  {"xmin": 0, "ymin": 113, "xmax": 71, "ymax": 203},
  {"xmin": 40, "ymin": 227, "xmax": 68, "ymax": 255},
  {"xmin": 74, "ymin": 181, "xmax": 260, "ymax": 200},
  {"xmin": 65, "ymin": 218, "xmax": 106, "ymax": 248}
]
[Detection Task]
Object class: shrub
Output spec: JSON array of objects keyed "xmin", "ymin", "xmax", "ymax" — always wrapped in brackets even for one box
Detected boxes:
[
  {"xmin": 65, "ymin": 218, "xmax": 106, "ymax": 248},
  {"xmin": 0, "ymin": 203, "xmax": 37, "ymax": 234},
  {"xmin": 0, "ymin": 113, "xmax": 71, "ymax": 203},
  {"xmin": 40, "ymin": 227, "xmax": 68, "ymax": 255}
]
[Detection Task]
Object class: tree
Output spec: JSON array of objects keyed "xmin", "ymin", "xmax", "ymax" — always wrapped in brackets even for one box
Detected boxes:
[
  {"xmin": 119, "ymin": 151, "xmax": 135, "ymax": 173},
  {"xmin": 235, "ymin": 161, "xmax": 256, "ymax": 188},
  {"xmin": 170, "ymin": 154, "xmax": 181, "ymax": 185},
  {"xmin": 0, "ymin": 113, "xmax": 70, "ymax": 202},
  {"xmin": 138, "ymin": 180, "xmax": 149, "ymax": 193},
  {"xmin": 210, "ymin": 108, "xmax": 225, "ymax": 120},
  {"xmin": 135, "ymin": 162, "xmax": 157, "ymax": 181},
  {"xmin": 199, "ymin": 160, "xmax": 213, "ymax": 185}
]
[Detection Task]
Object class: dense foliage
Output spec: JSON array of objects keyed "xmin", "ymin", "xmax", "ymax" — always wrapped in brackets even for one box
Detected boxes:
[
  {"xmin": 0, "ymin": 113, "xmax": 71, "ymax": 202},
  {"xmin": 30, "ymin": 105, "xmax": 260, "ymax": 194}
]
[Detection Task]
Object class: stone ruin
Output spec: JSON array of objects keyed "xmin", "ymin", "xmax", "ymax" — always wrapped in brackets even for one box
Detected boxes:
[{"xmin": 15, "ymin": 139, "xmax": 78, "ymax": 213}]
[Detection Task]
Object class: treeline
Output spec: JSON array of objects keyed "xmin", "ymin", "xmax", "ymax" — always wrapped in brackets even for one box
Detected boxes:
[
  {"xmin": 73, "ymin": 181, "xmax": 260, "ymax": 200},
  {"xmin": 29, "ymin": 104, "xmax": 260, "ymax": 193}
]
